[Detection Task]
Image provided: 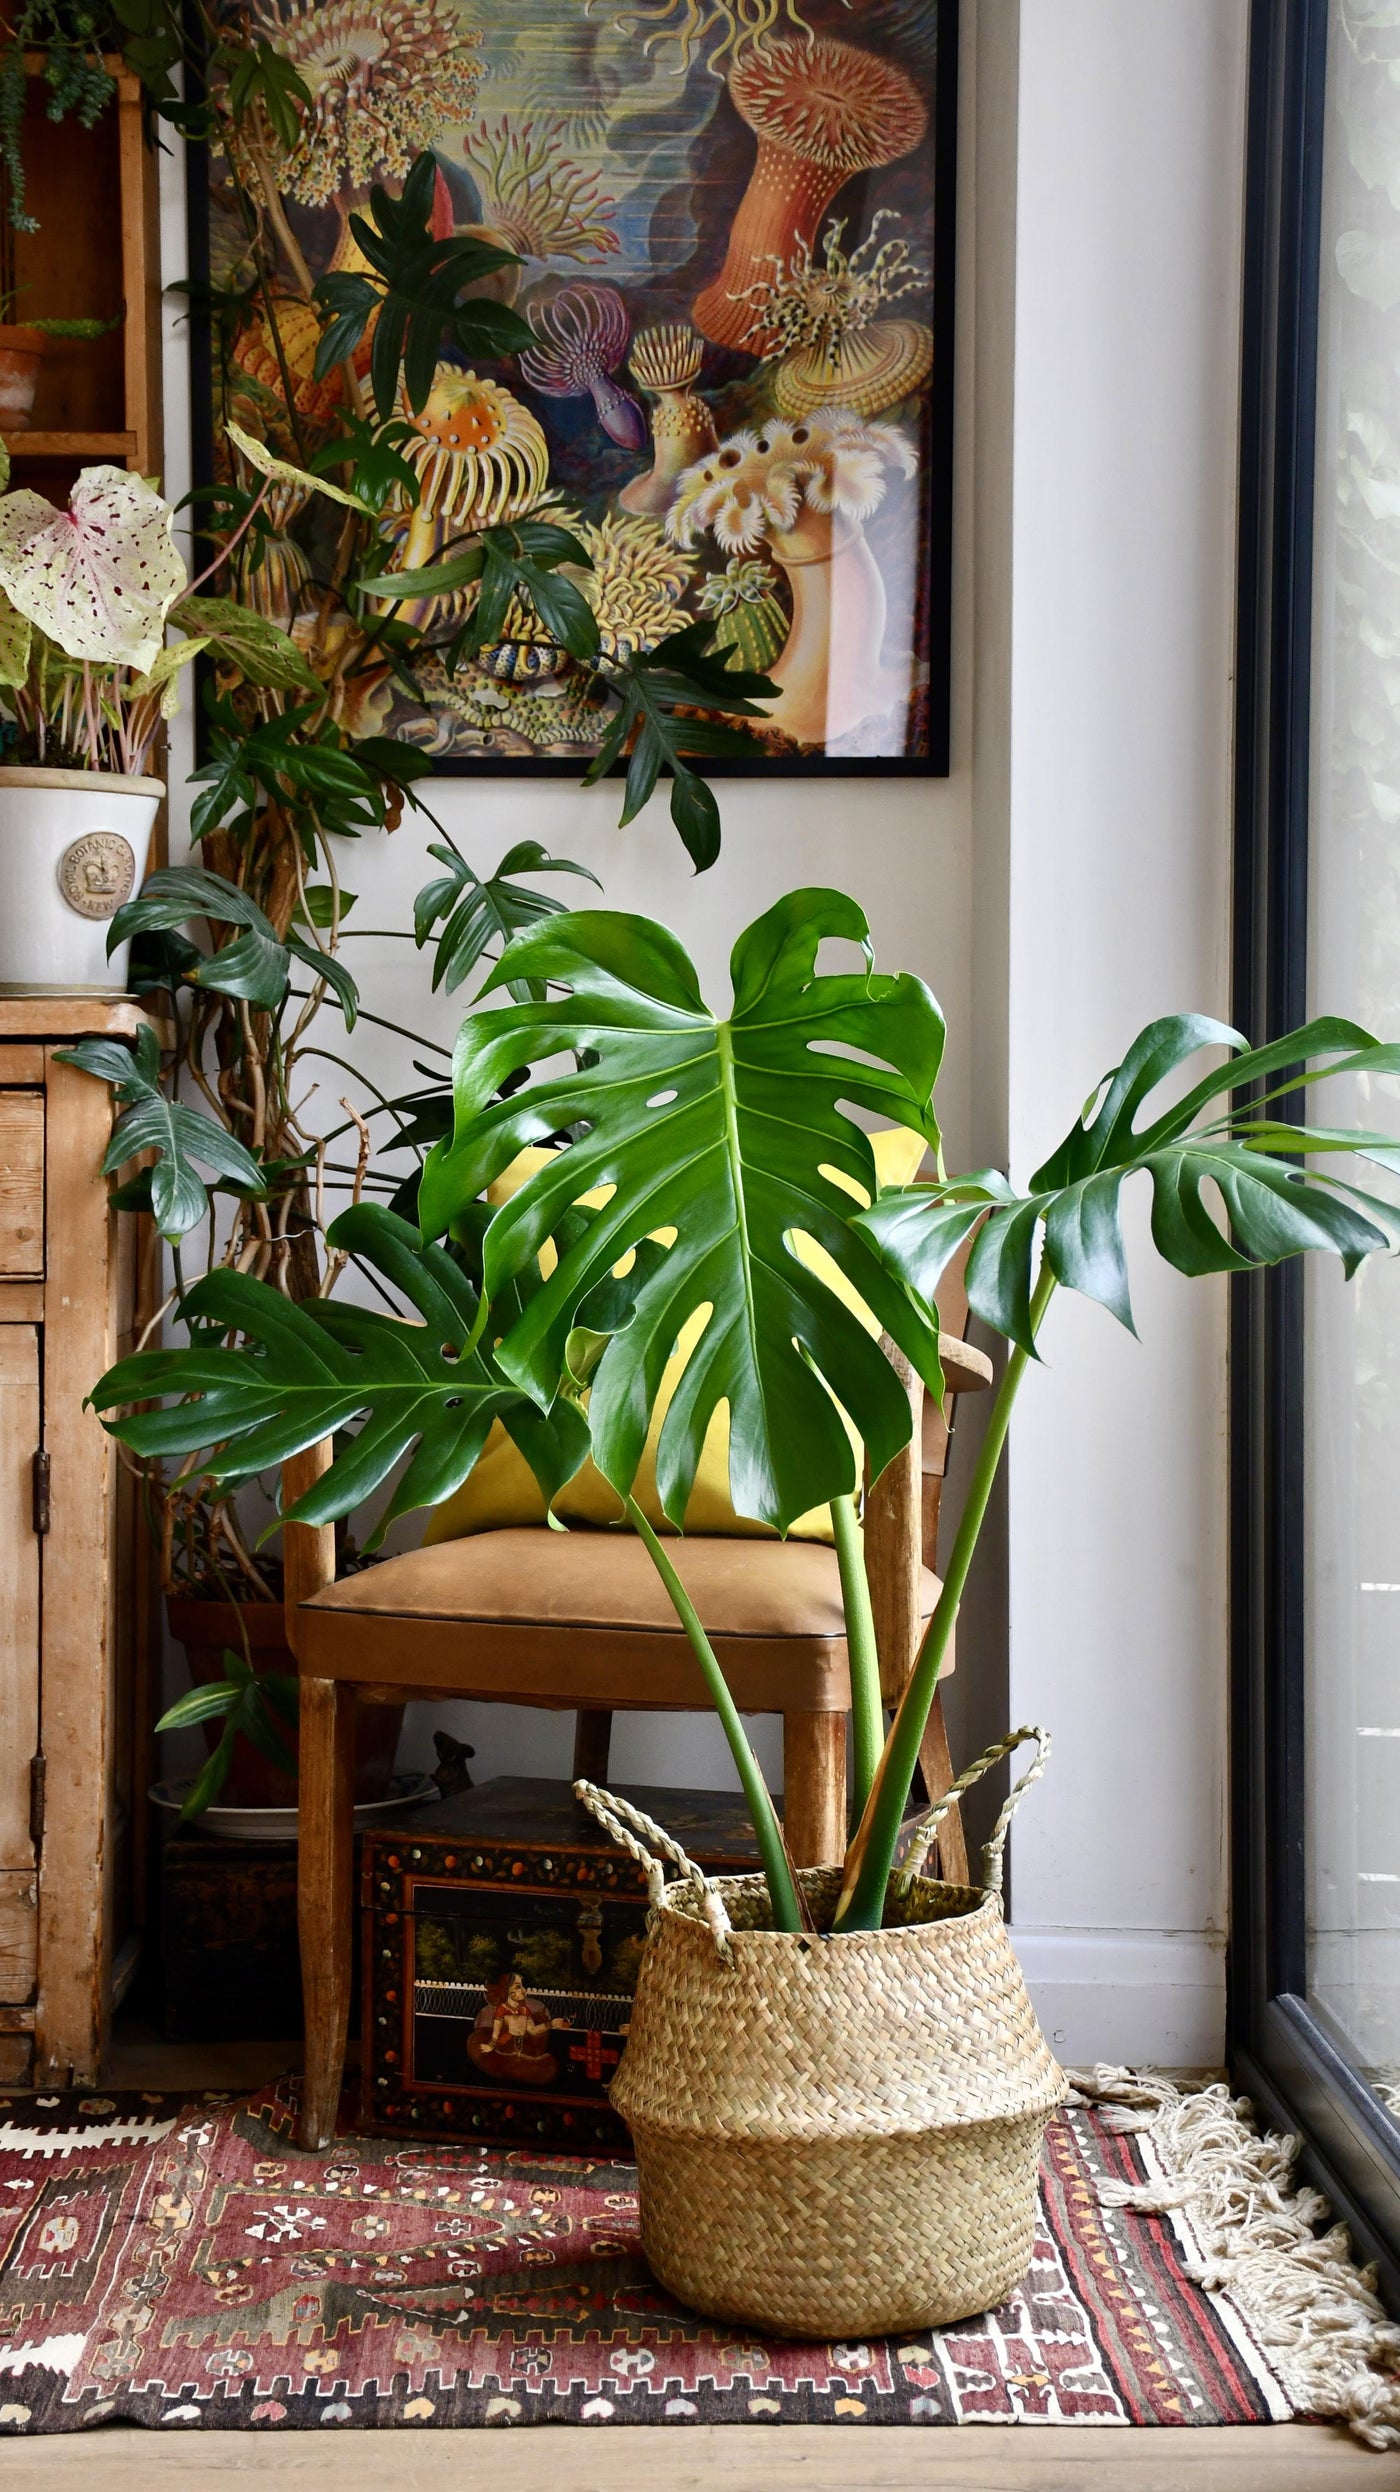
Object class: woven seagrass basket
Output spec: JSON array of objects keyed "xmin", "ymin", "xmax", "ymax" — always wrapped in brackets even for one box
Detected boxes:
[{"xmin": 579, "ymin": 1729, "xmax": 1066, "ymax": 2340}]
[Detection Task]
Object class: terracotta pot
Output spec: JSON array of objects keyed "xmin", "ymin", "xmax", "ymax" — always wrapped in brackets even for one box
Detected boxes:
[
  {"xmin": 0, "ymin": 325, "xmax": 46, "ymax": 431},
  {"xmin": 166, "ymin": 1597, "xmax": 403, "ymax": 1809},
  {"xmin": 0, "ymin": 767, "xmax": 162, "ymax": 994}
]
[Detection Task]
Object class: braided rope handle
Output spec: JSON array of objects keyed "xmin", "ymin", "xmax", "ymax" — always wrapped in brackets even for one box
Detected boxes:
[
  {"xmin": 573, "ymin": 1780, "xmax": 734, "ymax": 1954},
  {"xmin": 898, "ymin": 1724, "xmax": 1052, "ymax": 1901}
]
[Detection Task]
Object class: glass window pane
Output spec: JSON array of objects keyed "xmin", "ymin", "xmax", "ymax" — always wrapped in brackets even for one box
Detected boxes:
[{"xmin": 1306, "ymin": 0, "xmax": 1400, "ymax": 2125}]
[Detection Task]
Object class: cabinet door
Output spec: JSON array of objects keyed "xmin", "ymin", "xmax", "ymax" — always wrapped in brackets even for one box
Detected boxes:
[
  {"xmin": 0, "ymin": 1326, "xmax": 39, "ymax": 2001},
  {"xmin": 0, "ymin": 1091, "xmax": 44, "ymax": 1278}
]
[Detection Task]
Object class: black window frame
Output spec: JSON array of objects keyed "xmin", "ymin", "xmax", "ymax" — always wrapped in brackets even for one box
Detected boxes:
[{"xmin": 1231, "ymin": 0, "xmax": 1400, "ymax": 2299}]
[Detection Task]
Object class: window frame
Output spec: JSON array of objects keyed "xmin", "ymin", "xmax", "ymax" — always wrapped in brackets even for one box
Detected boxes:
[{"xmin": 1230, "ymin": 0, "xmax": 1400, "ymax": 2296}]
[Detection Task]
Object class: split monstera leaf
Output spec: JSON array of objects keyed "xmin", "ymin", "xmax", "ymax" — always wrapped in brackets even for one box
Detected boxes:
[{"xmin": 88, "ymin": 890, "xmax": 1400, "ymax": 1931}]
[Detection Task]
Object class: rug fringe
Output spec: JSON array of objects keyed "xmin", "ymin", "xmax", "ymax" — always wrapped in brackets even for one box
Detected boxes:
[{"xmin": 1067, "ymin": 2063, "xmax": 1400, "ymax": 2452}]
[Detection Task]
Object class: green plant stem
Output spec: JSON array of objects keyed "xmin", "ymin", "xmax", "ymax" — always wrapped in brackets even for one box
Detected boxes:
[
  {"xmin": 623, "ymin": 1494, "xmax": 803, "ymax": 1932},
  {"xmin": 830, "ymin": 1492, "xmax": 882, "ymax": 1820},
  {"xmin": 833, "ymin": 1262, "xmax": 1059, "ymax": 1932}
]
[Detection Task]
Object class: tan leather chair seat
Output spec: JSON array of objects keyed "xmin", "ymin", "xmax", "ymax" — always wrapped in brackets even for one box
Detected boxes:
[{"xmin": 296, "ymin": 1527, "xmax": 945, "ymax": 1714}]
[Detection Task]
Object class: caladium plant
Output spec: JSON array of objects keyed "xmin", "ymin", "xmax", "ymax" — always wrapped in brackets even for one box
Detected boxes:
[{"xmin": 88, "ymin": 890, "xmax": 1400, "ymax": 1919}]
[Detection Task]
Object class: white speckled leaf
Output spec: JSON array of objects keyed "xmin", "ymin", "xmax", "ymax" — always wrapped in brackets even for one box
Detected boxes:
[
  {"xmin": 0, "ymin": 468, "xmax": 187, "ymax": 672},
  {"xmin": 0, "ymin": 583, "xmax": 30, "ymax": 689}
]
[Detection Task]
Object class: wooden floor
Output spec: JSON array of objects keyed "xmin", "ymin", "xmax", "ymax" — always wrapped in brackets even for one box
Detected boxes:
[{"xmin": 0, "ymin": 2420, "xmax": 1393, "ymax": 2486}]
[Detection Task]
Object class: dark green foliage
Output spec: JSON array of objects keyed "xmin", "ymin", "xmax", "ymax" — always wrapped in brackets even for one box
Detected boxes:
[
  {"xmin": 414, "ymin": 840, "xmax": 601, "ymax": 996},
  {"xmin": 53, "ymin": 1024, "xmax": 266, "ymax": 1239},
  {"xmin": 856, "ymin": 1015, "xmax": 1400, "ymax": 1352},
  {"xmin": 311, "ymin": 153, "xmax": 533, "ymax": 423},
  {"xmin": 89, "ymin": 1204, "xmax": 590, "ymax": 1546},
  {"xmin": 582, "ymin": 619, "xmax": 779, "ymax": 871}
]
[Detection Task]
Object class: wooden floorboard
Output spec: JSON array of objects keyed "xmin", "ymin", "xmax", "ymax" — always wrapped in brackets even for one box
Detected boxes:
[{"xmin": 0, "ymin": 2420, "xmax": 1394, "ymax": 2486}]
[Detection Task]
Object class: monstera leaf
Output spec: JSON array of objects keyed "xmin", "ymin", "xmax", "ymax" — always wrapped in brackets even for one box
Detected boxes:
[
  {"xmin": 88, "ymin": 1205, "xmax": 589, "ymax": 1544},
  {"xmin": 855, "ymin": 1013, "xmax": 1400, "ymax": 1352},
  {"xmin": 417, "ymin": 890, "xmax": 947, "ymax": 1534}
]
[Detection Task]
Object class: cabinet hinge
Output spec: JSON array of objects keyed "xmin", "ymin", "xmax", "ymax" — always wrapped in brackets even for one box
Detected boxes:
[
  {"xmin": 29, "ymin": 1755, "xmax": 45, "ymax": 1849},
  {"xmin": 30, "ymin": 1448, "xmax": 48, "ymax": 1537}
]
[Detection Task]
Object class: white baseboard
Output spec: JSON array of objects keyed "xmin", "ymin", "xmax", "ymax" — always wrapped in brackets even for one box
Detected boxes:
[{"xmin": 1010, "ymin": 1927, "xmax": 1227, "ymax": 2067}]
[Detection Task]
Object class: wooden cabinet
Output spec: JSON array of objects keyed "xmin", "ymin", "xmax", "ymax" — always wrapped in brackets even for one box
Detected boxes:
[{"xmin": 0, "ymin": 999, "xmax": 154, "ymax": 2083}]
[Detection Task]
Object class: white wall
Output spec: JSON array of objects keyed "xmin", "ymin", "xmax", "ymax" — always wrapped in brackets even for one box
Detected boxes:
[
  {"xmin": 156, "ymin": 0, "xmax": 1249, "ymax": 2057},
  {"xmin": 999, "ymin": 0, "xmax": 1247, "ymax": 2063}
]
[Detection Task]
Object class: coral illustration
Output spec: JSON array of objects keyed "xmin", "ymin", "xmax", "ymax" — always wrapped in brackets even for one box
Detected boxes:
[
  {"xmin": 378, "ymin": 368, "xmax": 550, "ymax": 630},
  {"xmin": 249, "ymin": 0, "xmax": 484, "ymax": 206},
  {"xmin": 669, "ymin": 409, "xmax": 916, "ymax": 744},
  {"xmin": 520, "ymin": 285, "xmax": 647, "ymax": 451},
  {"xmin": 697, "ymin": 554, "xmax": 788, "ymax": 673},
  {"xmin": 621, "ymin": 323, "xmax": 718, "ymax": 516},
  {"xmin": 566, "ymin": 509, "xmax": 694, "ymax": 660},
  {"xmin": 597, "ymin": 0, "xmax": 834, "ymax": 76},
  {"xmin": 739, "ymin": 214, "xmax": 933, "ymax": 419},
  {"xmin": 692, "ymin": 36, "xmax": 927, "ymax": 352},
  {"xmin": 233, "ymin": 299, "xmax": 364, "ymax": 436},
  {"xmin": 461, "ymin": 118, "xmax": 621, "ymax": 265}
]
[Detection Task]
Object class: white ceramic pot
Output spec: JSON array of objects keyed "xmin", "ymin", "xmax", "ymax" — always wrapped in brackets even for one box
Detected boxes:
[{"xmin": 0, "ymin": 768, "xmax": 163, "ymax": 994}]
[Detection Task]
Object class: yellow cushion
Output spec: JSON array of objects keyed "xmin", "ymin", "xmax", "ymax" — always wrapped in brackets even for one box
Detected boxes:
[{"xmin": 424, "ymin": 1124, "xmax": 928, "ymax": 1547}]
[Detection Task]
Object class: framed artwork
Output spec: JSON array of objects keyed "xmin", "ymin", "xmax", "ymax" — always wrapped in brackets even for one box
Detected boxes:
[{"xmin": 191, "ymin": 0, "xmax": 957, "ymax": 773}]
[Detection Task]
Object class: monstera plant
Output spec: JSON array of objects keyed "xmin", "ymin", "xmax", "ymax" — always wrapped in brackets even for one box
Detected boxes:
[{"xmin": 88, "ymin": 888, "xmax": 1400, "ymax": 1927}]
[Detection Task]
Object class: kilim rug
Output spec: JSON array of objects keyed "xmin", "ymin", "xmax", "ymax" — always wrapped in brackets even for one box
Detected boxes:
[{"xmin": 0, "ymin": 2075, "xmax": 1319, "ymax": 2436}]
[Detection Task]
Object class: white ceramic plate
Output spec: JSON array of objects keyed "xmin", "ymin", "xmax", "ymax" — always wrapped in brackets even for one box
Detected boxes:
[{"xmin": 148, "ymin": 1771, "xmax": 440, "ymax": 1843}]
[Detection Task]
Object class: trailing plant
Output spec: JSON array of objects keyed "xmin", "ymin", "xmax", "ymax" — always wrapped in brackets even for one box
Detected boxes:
[
  {"xmin": 87, "ymin": 888, "xmax": 1400, "ymax": 1918},
  {"xmin": 0, "ymin": 0, "xmax": 117, "ymax": 232}
]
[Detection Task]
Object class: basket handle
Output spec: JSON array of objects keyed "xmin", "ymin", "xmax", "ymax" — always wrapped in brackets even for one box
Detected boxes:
[
  {"xmin": 897, "ymin": 1724, "xmax": 1052, "ymax": 1901},
  {"xmin": 574, "ymin": 1779, "xmax": 735, "ymax": 1954}
]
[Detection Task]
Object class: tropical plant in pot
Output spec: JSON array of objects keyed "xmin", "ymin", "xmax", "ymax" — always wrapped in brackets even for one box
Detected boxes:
[
  {"xmin": 86, "ymin": 884, "xmax": 1400, "ymax": 2327},
  {"xmin": 0, "ymin": 459, "xmax": 199, "ymax": 993}
]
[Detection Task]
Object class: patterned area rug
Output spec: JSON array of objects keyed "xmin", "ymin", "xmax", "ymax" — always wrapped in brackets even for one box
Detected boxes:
[{"xmin": 0, "ymin": 2077, "xmax": 1303, "ymax": 2434}]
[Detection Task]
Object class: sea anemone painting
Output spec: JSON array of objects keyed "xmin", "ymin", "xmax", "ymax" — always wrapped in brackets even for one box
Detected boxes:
[
  {"xmin": 378, "ymin": 368, "xmax": 550, "ymax": 629},
  {"xmin": 461, "ymin": 118, "xmax": 621, "ymax": 265},
  {"xmin": 249, "ymin": 0, "xmax": 484, "ymax": 207},
  {"xmin": 696, "ymin": 554, "xmax": 789, "ymax": 672},
  {"xmin": 620, "ymin": 323, "xmax": 718, "ymax": 515},
  {"xmin": 599, "ymin": 0, "xmax": 853, "ymax": 75},
  {"xmin": 670, "ymin": 409, "xmax": 916, "ymax": 743},
  {"xmin": 566, "ymin": 509, "xmax": 694, "ymax": 660},
  {"xmin": 739, "ymin": 213, "xmax": 934, "ymax": 418},
  {"xmin": 692, "ymin": 36, "xmax": 927, "ymax": 351},
  {"xmin": 520, "ymin": 286, "xmax": 647, "ymax": 452}
]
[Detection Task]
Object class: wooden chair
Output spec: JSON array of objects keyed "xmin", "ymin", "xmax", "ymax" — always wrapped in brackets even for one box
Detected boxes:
[{"xmin": 283, "ymin": 1319, "xmax": 990, "ymax": 2149}]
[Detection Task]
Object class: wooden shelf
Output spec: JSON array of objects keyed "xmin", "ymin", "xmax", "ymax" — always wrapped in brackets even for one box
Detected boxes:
[{"xmin": 3, "ymin": 431, "xmax": 137, "ymax": 458}]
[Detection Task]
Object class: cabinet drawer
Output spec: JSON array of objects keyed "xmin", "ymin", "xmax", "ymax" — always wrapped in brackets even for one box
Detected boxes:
[{"xmin": 0, "ymin": 1094, "xmax": 44, "ymax": 1278}]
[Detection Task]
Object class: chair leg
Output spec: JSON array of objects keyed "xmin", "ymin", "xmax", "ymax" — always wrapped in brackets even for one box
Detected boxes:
[
  {"xmin": 919, "ymin": 1690, "xmax": 969, "ymax": 1885},
  {"xmin": 783, "ymin": 1713, "xmax": 846, "ymax": 1868},
  {"xmin": 298, "ymin": 1674, "xmax": 356, "ymax": 2150},
  {"xmin": 572, "ymin": 1708, "xmax": 613, "ymax": 1787}
]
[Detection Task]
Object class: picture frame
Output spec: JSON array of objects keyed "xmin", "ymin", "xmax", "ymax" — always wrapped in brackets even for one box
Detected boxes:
[{"xmin": 187, "ymin": 0, "xmax": 958, "ymax": 777}]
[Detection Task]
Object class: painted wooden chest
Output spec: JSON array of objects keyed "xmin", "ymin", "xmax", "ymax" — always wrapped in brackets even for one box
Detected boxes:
[{"xmin": 361, "ymin": 1777, "xmax": 760, "ymax": 2149}]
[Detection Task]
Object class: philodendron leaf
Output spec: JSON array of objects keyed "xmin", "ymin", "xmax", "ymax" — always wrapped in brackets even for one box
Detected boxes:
[
  {"xmin": 88, "ymin": 1205, "xmax": 589, "ymax": 1545},
  {"xmin": 855, "ymin": 1013, "xmax": 1400, "ymax": 1353},
  {"xmin": 413, "ymin": 840, "xmax": 601, "ymax": 997},
  {"xmin": 54, "ymin": 1022, "xmax": 267, "ymax": 1239},
  {"xmin": 418, "ymin": 889, "xmax": 947, "ymax": 1533},
  {"xmin": 169, "ymin": 594, "xmax": 321, "ymax": 693},
  {"xmin": 226, "ymin": 421, "xmax": 374, "ymax": 514}
]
